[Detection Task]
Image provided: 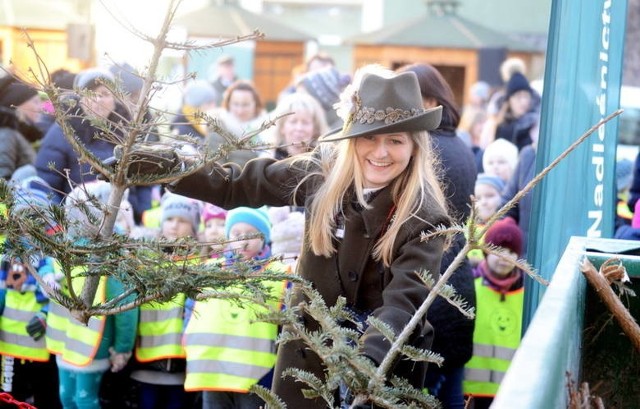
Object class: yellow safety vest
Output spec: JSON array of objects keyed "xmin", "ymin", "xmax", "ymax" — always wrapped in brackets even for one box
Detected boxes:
[
  {"xmin": 463, "ymin": 277, "xmax": 524, "ymax": 397},
  {"xmin": 135, "ymin": 293, "xmax": 187, "ymax": 362},
  {"xmin": 183, "ymin": 262, "xmax": 288, "ymax": 392},
  {"xmin": 0, "ymin": 291, "xmax": 49, "ymax": 361},
  {"xmin": 45, "ymin": 269, "xmax": 107, "ymax": 367},
  {"xmin": 142, "ymin": 206, "xmax": 162, "ymax": 229}
]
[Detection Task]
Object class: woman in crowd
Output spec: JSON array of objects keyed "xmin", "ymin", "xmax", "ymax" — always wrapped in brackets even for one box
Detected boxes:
[{"xmin": 123, "ymin": 64, "xmax": 451, "ymax": 408}]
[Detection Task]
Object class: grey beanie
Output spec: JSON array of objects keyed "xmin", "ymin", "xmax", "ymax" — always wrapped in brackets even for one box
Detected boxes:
[
  {"xmin": 109, "ymin": 63, "xmax": 144, "ymax": 95},
  {"xmin": 183, "ymin": 80, "xmax": 218, "ymax": 107},
  {"xmin": 74, "ymin": 68, "xmax": 115, "ymax": 91}
]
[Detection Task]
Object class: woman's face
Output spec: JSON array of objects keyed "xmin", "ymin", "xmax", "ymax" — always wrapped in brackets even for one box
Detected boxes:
[
  {"xmin": 484, "ymin": 154, "xmax": 513, "ymax": 182},
  {"xmin": 508, "ymin": 90, "xmax": 532, "ymax": 118},
  {"xmin": 282, "ymin": 110, "xmax": 315, "ymax": 156},
  {"xmin": 486, "ymin": 249, "xmax": 518, "ymax": 277},
  {"xmin": 80, "ymin": 85, "xmax": 116, "ymax": 119},
  {"xmin": 16, "ymin": 94, "xmax": 43, "ymax": 124},
  {"xmin": 354, "ymin": 132, "xmax": 414, "ymax": 189},
  {"xmin": 474, "ymin": 183, "xmax": 502, "ymax": 223},
  {"xmin": 227, "ymin": 222, "xmax": 264, "ymax": 260},
  {"xmin": 228, "ymin": 89, "xmax": 257, "ymax": 123}
]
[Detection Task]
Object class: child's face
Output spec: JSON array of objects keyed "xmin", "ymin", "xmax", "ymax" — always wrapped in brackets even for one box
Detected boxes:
[
  {"xmin": 204, "ymin": 218, "xmax": 226, "ymax": 250},
  {"xmin": 227, "ymin": 222, "xmax": 264, "ymax": 260},
  {"xmin": 162, "ymin": 216, "xmax": 194, "ymax": 241},
  {"xmin": 484, "ymin": 154, "xmax": 512, "ymax": 182},
  {"xmin": 486, "ymin": 249, "xmax": 518, "ymax": 277},
  {"xmin": 475, "ymin": 184, "xmax": 502, "ymax": 223}
]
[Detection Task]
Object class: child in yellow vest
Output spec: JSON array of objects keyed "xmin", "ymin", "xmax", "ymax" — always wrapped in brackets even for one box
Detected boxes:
[
  {"xmin": 184, "ymin": 206, "xmax": 287, "ymax": 409},
  {"xmin": 464, "ymin": 217, "xmax": 524, "ymax": 409},
  {"xmin": 47, "ymin": 181, "xmax": 139, "ymax": 409},
  {"xmin": 130, "ymin": 192, "xmax": 202, "ymax": 409},
  {"xmin": 0, "ymin": 176, "xmax": 63, "ymax": 408}
]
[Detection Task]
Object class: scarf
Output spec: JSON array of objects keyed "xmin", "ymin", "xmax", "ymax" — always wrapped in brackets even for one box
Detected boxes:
[{"xmin": 475, "ymin": 260, "xmax": 523, "ymax": 299}]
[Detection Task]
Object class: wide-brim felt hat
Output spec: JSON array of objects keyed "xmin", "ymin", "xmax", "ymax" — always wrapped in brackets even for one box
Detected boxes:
[{"xmin": 320, "ymin": 71, "xmax": 442, "ymax": 142}]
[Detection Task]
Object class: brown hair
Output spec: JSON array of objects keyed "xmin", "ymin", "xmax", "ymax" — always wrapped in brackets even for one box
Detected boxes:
[
  {"xmin": 396, "ymin": 63, "xmax": 461, "ymax": 132},
  {"xmin": 221, "ymin": 80, "xmax": 264, "ymax": 118}
]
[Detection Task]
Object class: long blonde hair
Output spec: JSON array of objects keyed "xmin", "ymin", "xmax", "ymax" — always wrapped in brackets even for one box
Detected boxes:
[{"xmin": 296, "ymin": 130, "xmax": 447, "ymax": 267}]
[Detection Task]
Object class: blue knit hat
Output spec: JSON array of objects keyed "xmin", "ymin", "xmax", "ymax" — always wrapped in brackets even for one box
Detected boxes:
[
  {"xmin": 475, "ymin": 173, "xmax": 506, "ymax": 194},
  {"xmin": 225, "ymin": 206, "xmax": 271, "ymax": 244}
]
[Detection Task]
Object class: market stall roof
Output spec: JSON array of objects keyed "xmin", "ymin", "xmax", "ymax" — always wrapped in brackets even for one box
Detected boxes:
[
  {"xmin": 346, "ymin": 8, "xmax": 541, "ymax": 52},
  {"xmin": 174, "ymin": 3, "xmax": 314, "ymax": 42},
  {"xmin": 0, "ymin": 0, "xmax": 82, "ymax": 30}
]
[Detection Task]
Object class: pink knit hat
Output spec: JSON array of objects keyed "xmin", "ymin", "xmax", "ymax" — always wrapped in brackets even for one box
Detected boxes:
[{"xmin": 201, "ymin": 203, "xmax": 227, "ymax": 224}]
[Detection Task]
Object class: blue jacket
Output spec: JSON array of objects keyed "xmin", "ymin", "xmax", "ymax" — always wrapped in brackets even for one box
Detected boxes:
[{"xmin": 35, "ymin": 96, "xmax": 152, "ymax": 220}]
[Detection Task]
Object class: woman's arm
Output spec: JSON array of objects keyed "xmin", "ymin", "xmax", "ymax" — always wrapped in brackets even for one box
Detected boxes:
[
  {"xmin": 362, "ymin": 226, "xmax": 446, "ymax": 365},
  {"xmin": 170, "ymin": 156, "xmax": 312, "ymax": 209}
]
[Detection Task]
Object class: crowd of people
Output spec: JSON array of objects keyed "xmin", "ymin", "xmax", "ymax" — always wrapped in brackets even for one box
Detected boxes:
[{"xmin": 0, "ymin": 52, "xmax": 620, "ymax": 409}]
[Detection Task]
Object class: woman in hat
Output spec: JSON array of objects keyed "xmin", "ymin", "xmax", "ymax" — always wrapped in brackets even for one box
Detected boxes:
[
  {"xmin": 0, "ymin": 75, "xmax": 43, "ymax": 180},
  {"xmin": 122, "ymin": 64, "xmax": 450, "ymax": 407}
]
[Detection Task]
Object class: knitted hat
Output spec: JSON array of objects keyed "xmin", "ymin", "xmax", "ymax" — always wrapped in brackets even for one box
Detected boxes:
[
  {"xmin": 225, "ymin": 206, "xmax": 271, "ymax": 244},
  {"xmin": 475, "ymin": 173, "xmax": 506, "ymax": 194},
  {"xmin": 160, "ymin": 192, "xmax": 202, "ymax": 234},
  {"xmin": 482, "ymin": 138, "xmax": 519, "ymax": 176},
  {"xmin": 74, "ymin": 67, "xmax": 115, "ymax": 91},
  {"xmin": 484, "ymin": 217, "xmax": 524, "ymax": 256},
  {"xmin": 0, "ymin": 76, "xmax": 38, "ymax": 108},
  {"xmin": 616, "ymin": 158, "xmax": 633, "ymax": 193},
  {"xmin": 201, "ymin": 203, "xmax": 227, "ymax": 224},
  {"xmin": 298, "ymin": 66, "xmax": 350, "ymax": 111},
  {"xmin": 505, "ymin": 72, "xmax": 532, "ymax": 98},
  {"xmin": 183, "ymin": 80, "xmax": 218, "ymax": 107},
  {"xmin": 217, "ymin": 54, "xmax": 234, "ymax": 66},
  {"xmin": 470, "ymin": 81, "xmax": 490, "ymax": 101},
  {"xmin": 270, "ymin": 210, "xmax": 305, "ymax": 256},
  {"xmin": 109, "ymin": 62, "xmax": 144, "ymax": 95},
  {"xmin": 64, "ymin": 181, "xmax": 128, "ymax": 239}
]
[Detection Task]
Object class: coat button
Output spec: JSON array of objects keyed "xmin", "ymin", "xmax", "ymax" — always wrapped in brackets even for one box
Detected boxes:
[
  {"xmin": 363, "ymin": 232, "xmax": 370, "ymax": 238},
  {"xmin": 348, "ymin": 271, "xmax": 358, "ymax": 281}
]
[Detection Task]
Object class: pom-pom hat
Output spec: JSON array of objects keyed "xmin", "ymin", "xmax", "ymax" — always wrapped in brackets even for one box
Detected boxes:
[
  {"xmin": 320, "ymin": 70, "xmax": 442, "ymax": 142},
  {"xmin": 484, "ymin": 217, "xmax": 524, "ymax": 257}
]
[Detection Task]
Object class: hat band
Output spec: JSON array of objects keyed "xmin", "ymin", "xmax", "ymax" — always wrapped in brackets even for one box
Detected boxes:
[{"xmin": 355, "ymin": 105, "xmax": 426, "ymax": 125}]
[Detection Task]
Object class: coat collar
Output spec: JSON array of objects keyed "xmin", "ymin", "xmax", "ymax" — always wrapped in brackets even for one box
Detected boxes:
[{"xmin": 353, "ymin": 185, "xmax": 396, "ymax": 240}]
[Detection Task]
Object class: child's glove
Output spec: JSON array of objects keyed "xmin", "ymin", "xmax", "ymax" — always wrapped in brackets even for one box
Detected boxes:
[
  {"xmin": 25, "ymin": 312, "xmax": 47, "ymax": 341},
  {"xmin": 109, "ymin": 347, "xmax": 132, "ymax": 373}
]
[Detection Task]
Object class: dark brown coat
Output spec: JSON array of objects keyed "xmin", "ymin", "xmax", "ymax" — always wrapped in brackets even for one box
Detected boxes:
[{"xmin": 171, "ymin": 156, "xmax": 450, "ymax": 408}]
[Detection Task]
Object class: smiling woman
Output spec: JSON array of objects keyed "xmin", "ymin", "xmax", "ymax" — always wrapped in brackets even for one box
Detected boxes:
[{"xmin": 121, "ymin": 63, "xmax": 452, "ymax": 408}]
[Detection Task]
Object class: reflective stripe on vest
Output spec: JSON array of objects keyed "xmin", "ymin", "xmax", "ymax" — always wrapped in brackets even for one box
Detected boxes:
[
  {"xmin": 184, "ymin": 262, "xmax": 287, "ymax": 392},
  {"xmin": 45, "ymin": 272, "xmax": 106, "ymax": 367},
  {"xmin": 463, "ymin": 277, "xmax": 524, "ymax": 397},
  {"xmin": 135, "ymin": 294, "xmax": 186, "ymax": 362},
  {"xmin": 0, "ymin": 291, "xmax": 49, "ymax": 361}
]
